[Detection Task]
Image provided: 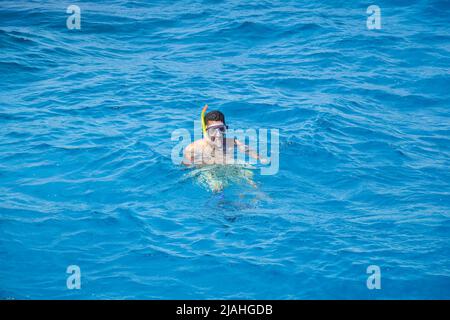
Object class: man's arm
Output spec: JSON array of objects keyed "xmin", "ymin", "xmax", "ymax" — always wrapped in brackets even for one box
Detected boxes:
[
  {"xmin": 234, "ymin": 138, "xmax": 258, "ymax": 160},
  {"xmin": 182, "ymin": 144, "xmax": 194, "ymax": 166},
  {"xmin": 234, "ymin": 138, "xmax": 269, "ymax": 164}
]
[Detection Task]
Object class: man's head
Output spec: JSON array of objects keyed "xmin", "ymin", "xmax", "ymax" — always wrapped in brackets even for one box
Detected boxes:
[
  {"xmin": 204, "ymin": 110, "xmax": 225, "ymax": 127},
  {"xmin": 203, "ymin": 110, "xmax": 227, "ymax": 147}
]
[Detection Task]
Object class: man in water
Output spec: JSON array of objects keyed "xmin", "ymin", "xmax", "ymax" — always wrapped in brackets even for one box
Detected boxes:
[{"xmin": 182, "ymin": 110, "xmax": 265, "ymax": 166}]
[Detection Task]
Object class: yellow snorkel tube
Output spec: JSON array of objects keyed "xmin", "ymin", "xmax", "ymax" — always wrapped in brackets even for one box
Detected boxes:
[{"xmin": 201, "ymin": 104, "xmax": 208, "ymax": 137}]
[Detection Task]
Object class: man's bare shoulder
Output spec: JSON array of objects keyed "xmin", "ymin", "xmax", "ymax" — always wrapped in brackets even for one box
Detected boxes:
[{"xmin": 186, "ymin": 139, "xmax": 206, "ymax": 151}]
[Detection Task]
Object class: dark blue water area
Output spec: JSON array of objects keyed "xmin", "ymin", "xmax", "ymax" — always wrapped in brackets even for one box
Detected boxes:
[{"xmin": 0, "ymin": 0, "xmax": 449, "ymax": 299}]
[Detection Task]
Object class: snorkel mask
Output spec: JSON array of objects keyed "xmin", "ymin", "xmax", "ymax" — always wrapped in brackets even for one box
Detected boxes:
[{"xmin": 201, "ymin": 105, "xmax": 227, "ymax": 148}]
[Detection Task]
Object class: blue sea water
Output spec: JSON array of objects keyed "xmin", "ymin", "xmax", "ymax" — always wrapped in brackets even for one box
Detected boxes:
[{"xmin": 1, "ymin": 0, "xmax": 449, "ymax": 299}]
